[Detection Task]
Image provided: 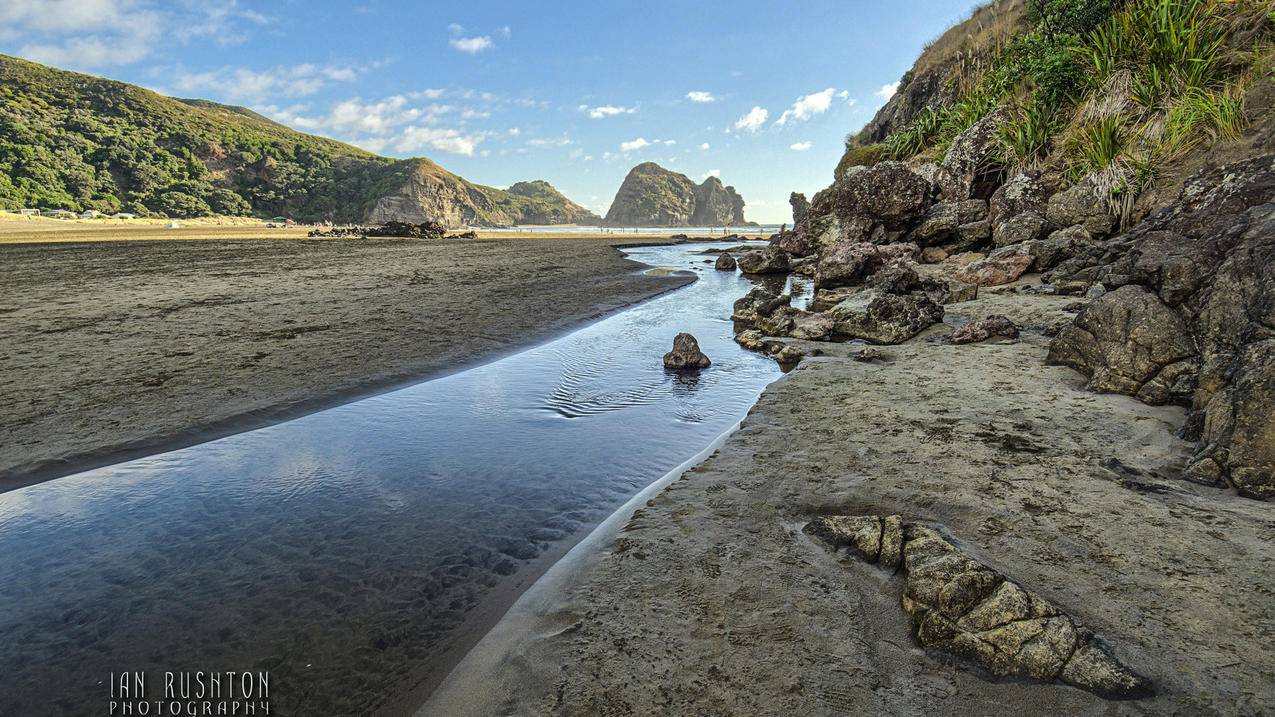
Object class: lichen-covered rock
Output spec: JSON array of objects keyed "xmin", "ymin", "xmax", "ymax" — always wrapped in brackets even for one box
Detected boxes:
[
  {"xmin": 714, "ymin": 252, "xmax": 737, "ymax": 271},
  {"xmin": 1020, "ymin": 224, "xmax": 1093, "ymax": 271},
  {"xmin": 738, "ymin": 246, "xmax": 791, "ymax": 275},
  {"xmin": 826, "ymin": 290, "xmax": 944, "ymax": 344},
  {"xmin": 866, "ymin": 262, "xmax": 921, "ymax": 294},
  {"xmin": 941, "ymin": 107, "xmax": 1010, "ymax": 200},
  {"xmin": 910, "ymin": 199, "xmax": 989, "ymax": 246},
  {"xmin": 993, "ymin": 211, "xmax": 1050, "ymax": 248},
  {"xmin": 662, "ymin": 332, "xmax": 711, "ymax": 370},
  {"xmin": 732, "ymin": 287, "xmax": 790, "ymax": 328},
  {"xmin": 809, "ymin": 162, "xmax": 933, "ymax": 245},
  {"xmin": 814, "ymin": 242, "xmax": 884, "ymax": 289},
  {"xmin": 1047, "ymin": 285, "xmax": 1197, "ymax": 404},
  {"xmin": 807, "ymin": 516, "xmax": 1151, "ymax": 699},
  {"xmin": 953, "ymin": 253, "xmax": 1034, "ymax": 286},
  {"xmin": 942, "ymin": 315, "xmax": 1019, "ymax": 344},
  {"xmin": 733, "ymin": 329, "xmax": 766, "ymax": 351},
  {"xmin": 989, "ymin": 172, "xmax": 1050, "ymax": 228},
  {"xmin": 1046, "ymin": 179, "xmax": 1117, "ymax": 237}
]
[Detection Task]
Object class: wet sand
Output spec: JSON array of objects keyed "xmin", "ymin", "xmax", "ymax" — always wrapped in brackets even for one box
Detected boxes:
[
  {"xmin": 425, "ymin": 288, "xmax": 1275, "ymax": 716},
  {"xmin": 0, "ymin": 234, "xmax": 690, "ymax": 489}
]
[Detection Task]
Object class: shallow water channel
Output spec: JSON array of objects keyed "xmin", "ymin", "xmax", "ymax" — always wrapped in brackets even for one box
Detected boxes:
[{"xmin": 0, "ymin": 241, "xmax": 813, "ymax": 715}]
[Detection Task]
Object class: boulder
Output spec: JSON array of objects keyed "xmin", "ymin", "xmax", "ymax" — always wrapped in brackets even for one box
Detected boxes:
[
  {"xmin": 733, "ymin": 329, "xmax": 766, "ymax": 351},
  {"xmin": 814, "ymin": 242, "xmax": 883, "ymax": 289},
  {"xmin": 807, "ymin": 516, "xmax": 1150, "ymax": 699},
  {"xmin": 1024, "ymin": 225, "xmax": 1093, "ymax": 271},
  {"xmin": 866, "ymin": 262, "xmax": 922, "ymax": 294},
  {"xmin": 809, "ymin": 161, "xmax": 933, "ymax": 246},
  {"xmin": 662, "ymin": 333, "xmax": 711, "ymax": 370},
  {"xmin": 1047, "ymin": 285, "xmax": 1197, "ymax": 404},
  {"xmin": 993, "ymin": 211, "xmax": 1050, "ymax": 248},
  {"xmin": 732, "ymin": 287, "xmax": 790, "ymax": 327},
  {"xmin": 953, "ymin": 253, "xmax": 1034, "ymax": 286},
  {"xmin": 941, "ymin": 107, "xmax": 1010, "ymax": 200},
  {"xmin": 771, "ymin": 192, "xmax": 814, "ymax": 257},
  {"xmin": 910, "ymin": 200, "xmax": 988, "ymax": 247},
  {"xmin": 714, "ymin": 253, "xmax": 737, "ymax": 271},
  {"xmin": 942, "ymin": 315, "xmax": 1020, "ymax": 344},
  {"xmin": 826, "ymin": 290, "xmax": 944, "ymax": 344},
  {"xmin": 737, "ymin": 246, "xmax": 790, "ymax": 274},
  {"xmin": 1046, "ymin": 180, "xmax": 1118, "ymax": 237},
  {"xmin": 989, "ymin": 172, "xmax": 1050, "ymax": 228}
]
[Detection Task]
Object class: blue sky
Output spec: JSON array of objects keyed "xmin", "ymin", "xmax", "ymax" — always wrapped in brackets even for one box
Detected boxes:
[{"xmin": 2, "ymin": 0, "xmax": 985, "ymax": 223}]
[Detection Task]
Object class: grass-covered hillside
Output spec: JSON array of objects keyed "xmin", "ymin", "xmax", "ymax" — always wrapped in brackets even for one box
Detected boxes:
[
  {"xmin": 840, "ymin": 0, "xmax": 1275, "ymax": 221},
  {"xmin": 0, "ymin": 55, "xmax": 593, "ymax": 225}
]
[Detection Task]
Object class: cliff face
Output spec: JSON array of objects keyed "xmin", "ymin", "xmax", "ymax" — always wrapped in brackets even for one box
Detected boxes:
[
  {"xmin": 604, "ymin": 162, "xmax": 747, "ymax": 226},
  {"xmin": 366, "ymin": 164, "xmax": 599, "ymax": 228}
]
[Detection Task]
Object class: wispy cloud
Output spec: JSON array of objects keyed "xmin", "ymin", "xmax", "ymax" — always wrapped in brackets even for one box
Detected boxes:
[
  {"xmin": 448, "ymin": 22, "xmax": 499, "ymax": 54},
  {"xmin": 699, "ymin": 142, "xmax": 710, "ymax": 150},
  {"xmin": 578, "ymin": 104, "xmax": 636, "ymax": 119},
  {"xmin": 169, "ymin": 63, "xmax": 367, "ymax": 103},
  {"xmin": 450, "ymin": 35, "xmax": 492, "ymax": 53},
  {"xmin": 733, "ymin": 106, "xmax": 769, "ymax": 133},
  {"xmin": 2, "ymin": 0, "xmax": 269, "ymax": 68},
  {"xmin": 620, "ymin": 137, "xmax": 651, "ymax": 153},
  {"xmin": 775, "ymin": 88, "xmax": 835, "ymax": 126},
  {"xmin": 701, "ymin": 169, "xmax": 720, "ymax": 180},
  {"xmin": 790, "ymin": 141, "xmax": 812, "ymax": 151},
  {"xmin": 528, "ymin": 135, "xmax": 573, "ymax": 147},
  {"xmin": 685, "ymin": 91, "xmax": 717, "ymax": 103}
]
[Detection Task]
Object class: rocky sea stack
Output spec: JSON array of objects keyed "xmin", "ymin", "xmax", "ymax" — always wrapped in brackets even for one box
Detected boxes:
[{"xmin": 603, "ymin": 162, "xmax": 748, "ymax": 227}]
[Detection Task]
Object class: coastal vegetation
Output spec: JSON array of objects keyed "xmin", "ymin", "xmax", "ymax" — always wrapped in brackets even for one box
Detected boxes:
[
  {"xmin": 0, "ymin": 55, "xmax": 595, "ymax": 225},
  {"xmin": 844, "ymin": 0, "xmax": 1273, "ymax": 217}
]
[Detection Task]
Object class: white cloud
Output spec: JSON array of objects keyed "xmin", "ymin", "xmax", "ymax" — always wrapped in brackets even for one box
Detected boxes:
[
  {"xmin": 496, "ymin": 25, "xmax": 512, "ymax": 39},
  {"xmin": 875, "ymin": 82, "xmax": 900, "ymax": 102},
  {"xmin": 3, "ymin": 0, "xmax": 268, "ymax": 67},
  {"xmin": 686, "ymin": 91, "xmax": 717, "ymax": 103},
  {"xmin": 663, "ymin": 139, "xmax": 676, "ymax": 146},
  {"xmin": 507, "ymin": 127, "xmax": 521, "ymax": 136},
  {"xmin": 527, "ymin": 135, "xmax": 573, "ymax": 147},
  {"xmin": 775, "ymin": 88, "xmax": 835, "ymax": 126},
  {"xmin": 450, "ymin": 35, "xmax": 493, "ymax": 54},
  {"xmin": 578, "ymin": 104, "xmax": 636, "ymax": 119},
  {"xmin": 620, "ymin": 137, "xmax": 651, "ymax": 153},
  {"xmin": 170, "ymin": 63, "xmax": 365, "ymax": 103},
  {"xmin": 393, "ymin": 126, "xmax": 484, "ymax": 155},
  {"xmin": 701, "ymin": 169, "xmax": 720, "ymax": 180},
  {"xmin": 733, "ymin": 106, "xmax": 769, "ymax": 133},
  {"xmin": 699, "ymin": 142, "xmax": 710, "ymax": 150},
  {"xmin": 790, "ymin": 141, "xmax": 813, "ymax": 151}
]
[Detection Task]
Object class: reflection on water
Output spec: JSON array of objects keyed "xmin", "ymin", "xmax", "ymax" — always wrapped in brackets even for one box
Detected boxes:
[{"xmin": 0, "ymin": 242, "xmax": 786, "ymax": 715}]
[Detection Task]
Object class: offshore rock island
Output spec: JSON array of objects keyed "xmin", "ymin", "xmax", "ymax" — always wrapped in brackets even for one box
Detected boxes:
[{"xmin": 603, "ymin": 162, "xmax": 749, "ymax": 227}]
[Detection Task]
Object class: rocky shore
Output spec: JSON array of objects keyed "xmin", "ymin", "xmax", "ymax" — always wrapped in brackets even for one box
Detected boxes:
[
  {"xmin": 0, "ymin": 235, "xmax": 689, "ymax": 489},
  {"xmin": 426, "ymin": 2, "xmax": 1274, "ymax": 709}
]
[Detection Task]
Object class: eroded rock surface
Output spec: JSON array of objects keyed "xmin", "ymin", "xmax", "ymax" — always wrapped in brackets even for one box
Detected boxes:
[
  {"xmin": 662, "ymin": 332, "xmax": 711, "ymax": 370},
  {"xmin": 807, "ymin": 515, "xmax": 1151, "ymax": 699},
  {"xmin": 826, "ymin": 290, "xmax": 944, "ymax": 344},
  {"xmin": 738, "ymin": 246, "xmax": 791, "ymax": 275}
]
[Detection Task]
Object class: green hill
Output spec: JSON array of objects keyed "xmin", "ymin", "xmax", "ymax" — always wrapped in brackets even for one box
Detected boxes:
[{"xmin": 0, "ymin": 54, "xmax": 592, "ymax": 226}]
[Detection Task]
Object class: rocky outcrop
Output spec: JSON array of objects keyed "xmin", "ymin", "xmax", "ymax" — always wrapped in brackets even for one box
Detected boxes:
[
  {"xmin": 1047, "ymin": 286, "xmax": 1198, "ymax": 404},
  {"xmin": 662, "ymin": 333, "xmax": 711, "ymax": 370},
  {"xmin": 691, "ymin": 176, "xmax": 748, "ymax": 226},
  {"xmin": 806, "ymin": 515, "xmax": 1151, "ymax": 699},
  {"xmin": 603, "ymin": 163, "xmax": 747, "ymax": 227},
  {"xmin": 953, "ymin": 253, "xmax": 1034, "ymax": 286},
  {"xmin": 810, "ymin": 162, "xmax": 932, "ymax": 250},
  {"xmin": 769, "ymin": 193, "xmax": 814, "ymax": 256},
  {"xmin": 826, "ymin": 290, "xmax": 944, "ymax": 344},
  {"xmin": 737, "ymin": 247, "xmax": 790, "ymax": 275},
  {"xmin": 367, "ymin": 160, "xmax": 598, "ymax": 228},
  {"xmin": 943, "ymin": 315, "xmax": 1020, "ymax": 344},
  {"xmin": 1046, "ymin": 156, "xmax": 1275, "ymax": 498}
]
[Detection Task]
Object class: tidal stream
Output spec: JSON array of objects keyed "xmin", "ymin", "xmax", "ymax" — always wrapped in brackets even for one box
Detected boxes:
[{"xmin": 0, "ymin": 241, "xmax": 812, "ymax": 715}]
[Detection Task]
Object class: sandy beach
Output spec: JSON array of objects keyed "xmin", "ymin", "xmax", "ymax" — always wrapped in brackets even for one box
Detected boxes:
[
  {"xmin": 424, "ymin": 286, "xmax": 1275, "ymax": 716},
  {"xmin": 0, "ymin": 230, "xmax": 692, "ymax": 489}
]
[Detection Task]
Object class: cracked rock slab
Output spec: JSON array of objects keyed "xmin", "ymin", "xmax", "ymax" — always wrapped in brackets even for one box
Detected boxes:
[{"xmin": 806, "ymin": 515, "xmax": 1151, "ymax": 699}]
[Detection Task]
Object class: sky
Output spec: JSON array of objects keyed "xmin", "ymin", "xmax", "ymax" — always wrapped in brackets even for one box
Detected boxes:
[{"xmin": 0, "ymin": 0, "xmax": 987, "ymax": 223}]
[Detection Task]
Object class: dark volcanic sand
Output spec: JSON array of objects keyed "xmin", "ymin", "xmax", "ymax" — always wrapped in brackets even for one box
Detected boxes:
[{"xmin": 0, "ymin": 236, "xmax": 688, "ymax": 489}]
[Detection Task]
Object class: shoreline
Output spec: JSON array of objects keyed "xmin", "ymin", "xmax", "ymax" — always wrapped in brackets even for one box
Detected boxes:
[
  {"xmin": 415, "ymin": 287, "xmax": 1275, "ymax": 715},
  {"xmin": 417, "ymin": 420, "xmax": 745, "ymax": 716},
  {"xmin": 0, "ymin": 235, "xmax": 695, "ymax": 493}
]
